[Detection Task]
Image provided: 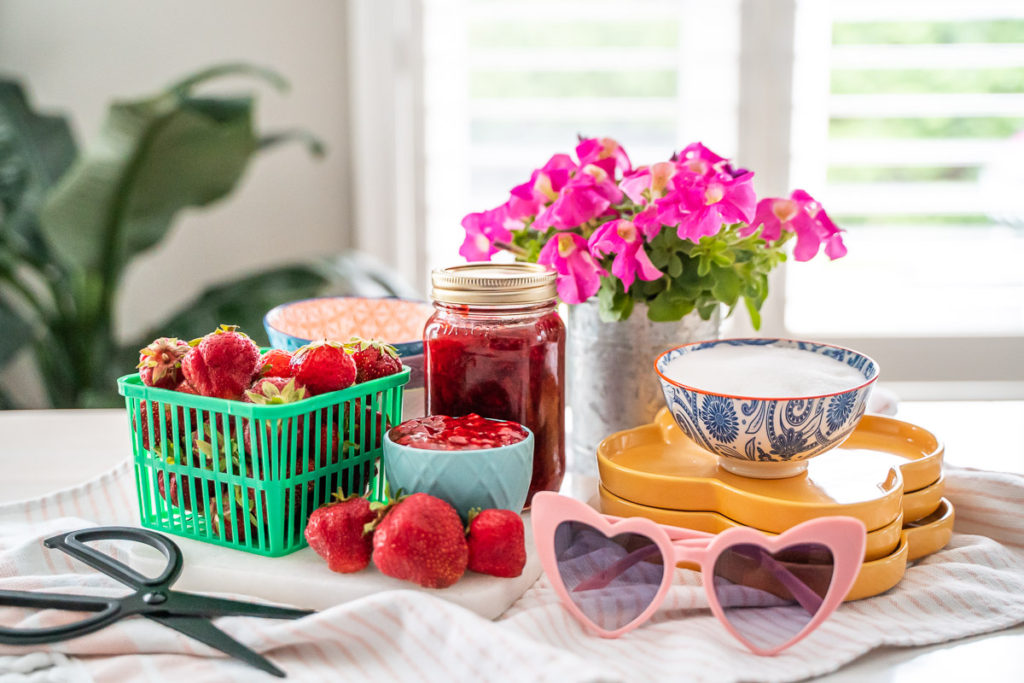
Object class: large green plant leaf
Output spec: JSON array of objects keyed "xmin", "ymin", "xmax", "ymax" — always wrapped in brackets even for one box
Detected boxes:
[
  {"xmin": 0, "ymin": 293, "xmax": 33, "ymax": 366},
  {"xmin": 39, "ymin": 93, "xmax": 255, "ymax": 275},
  {"xmin": 38, "ymin": 65, "xmax": 321, "ymax": 307},
  {"xmin": 1, "ymin": 65, "xmax": 329, "ymax": 408},
  {"xmin": 0, "ymin": 80, "xmax": 77, "ymax": 372},
  {"xmin": 0, "ymin": 80, "xmax": 77, "ymax": 225}
]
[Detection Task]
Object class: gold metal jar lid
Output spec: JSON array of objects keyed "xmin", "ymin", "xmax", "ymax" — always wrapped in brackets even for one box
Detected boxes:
[{"xmin": 431, "ymin": 262, "xmax": 557, "ymax": 306}]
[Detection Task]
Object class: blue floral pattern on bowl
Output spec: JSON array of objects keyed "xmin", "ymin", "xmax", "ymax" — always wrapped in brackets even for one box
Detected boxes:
[{"xmin": 655, "ymin": 339, "xmax": 878, "ymax": 478}]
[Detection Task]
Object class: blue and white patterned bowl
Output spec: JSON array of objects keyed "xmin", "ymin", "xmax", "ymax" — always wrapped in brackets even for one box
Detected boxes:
[
  {"xmin": 654, "ymin": 338, "xmax": 879, "ymax": 479},
  {"xmin": 382, "ymin": 424, "xmax": 534, "ymax": 520}
]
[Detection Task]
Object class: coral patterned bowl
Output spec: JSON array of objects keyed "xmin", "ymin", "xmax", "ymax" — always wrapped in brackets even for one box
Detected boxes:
[
  {"xmin": 263, "ymin": 296, "xmax": 433, "ymax": 356},
  {"xmin": 654, "ymin": 338, "xmax": 879, "ymax": 479},
  {"xmin": 264, "ymin": 296, "xmax": 434, "ymax": 388}
]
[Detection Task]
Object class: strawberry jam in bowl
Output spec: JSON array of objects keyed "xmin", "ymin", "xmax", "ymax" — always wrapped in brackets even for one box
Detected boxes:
[
  {"xmin": 389, "ymin": 414, "xmax": 528, "ymax": 451},
  {"xmin": 383, "ymin": 414, "xmax": 535, "ymax": 520}
]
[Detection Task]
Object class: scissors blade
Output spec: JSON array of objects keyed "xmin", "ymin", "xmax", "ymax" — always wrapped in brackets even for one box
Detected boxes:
[
  {"xmin": 165, "ymin": 591, "xmax": 313, "ymax": 620},
  {"xmin": 146, "ymin": 614, "xmax": 285, "ymax": 678}
]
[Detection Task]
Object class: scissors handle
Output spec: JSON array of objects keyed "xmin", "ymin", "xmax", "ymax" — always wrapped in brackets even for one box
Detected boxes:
[
  {"xmin": 0, "ymin": 589, "xmax": 121, "ymax": 645},
  {"xmin": 44, "ymin": 527, "xmax": 182, "ymax": 590}
]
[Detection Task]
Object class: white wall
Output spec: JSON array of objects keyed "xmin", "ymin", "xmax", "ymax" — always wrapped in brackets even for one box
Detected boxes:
[{"xmin": 0, "ymin": 0, "xmax": 352, "ymax": 341}]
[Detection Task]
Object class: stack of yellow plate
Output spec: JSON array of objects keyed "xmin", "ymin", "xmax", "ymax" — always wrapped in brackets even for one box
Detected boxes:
[{"xmin": 597, "ymin": 410, "xmax": 953, "ymax": 600}]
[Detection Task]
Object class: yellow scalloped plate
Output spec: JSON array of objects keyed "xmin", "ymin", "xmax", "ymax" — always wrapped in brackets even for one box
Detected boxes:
[
  {"xmin": 598, "ymin": 484, "xmax": 903, "ymax": 562},
  {"xmin": 905, "ymin": 498, "xmax": 955, "ymax": 562},
  {"xmin": 850, "ymin": 415, "xmax": 944, "ymax": 492},
  {"xmin": 596, "ymin": 492, "xmax": 954, "ymax": 602},
  {"xmin": 846, "ymin": 498, "xmax": 955, "ymax": 601},
  {"xmin": 903, "ymin": 474, "xmax": 945, "ymax": 523},
  {"xmin": 598, "ymin": 409, "xmax": 943, "ymax": 534}
]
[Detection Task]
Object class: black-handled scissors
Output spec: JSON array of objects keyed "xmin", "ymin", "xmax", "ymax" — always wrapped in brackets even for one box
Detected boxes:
[{"xmin": 0, "ymin": 527, "xmax": 313, "ymax": 678}]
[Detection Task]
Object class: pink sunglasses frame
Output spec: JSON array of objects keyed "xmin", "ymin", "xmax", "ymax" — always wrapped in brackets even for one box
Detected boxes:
[{"xmin": 531, "ymin": 491, "xmax": 866, "ymax": 655}]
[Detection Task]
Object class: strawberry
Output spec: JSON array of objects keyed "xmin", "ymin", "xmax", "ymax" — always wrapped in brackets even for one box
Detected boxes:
[
  {"xmin": 240, "ymin": 381, "xmax": 362, "ymax": 499},
  {"xmin": 345, "ymin": 337, "xmax": 402, "ymax": 383},
  {"xmin": 345, "ymin": 399, "xmax": 389, "ymax": 447},
  {"xmin": 181, "ymin": 324, "xmax": 261, "ymax": 400},
  {"xmin": 135, "ymin": 400, "xmax": 173, "ymax": 450},
  {"xmin": 244, "ymin": 376, "xmax": 306, "ymax": 404},
  {"xmin": 372, "ymin": 493, "xmax": 468, "ymax": 588},
  {"xmin": 243, "ymin": 377, "xmax": 316, "ymax": 453},
  {"xmin": 135, "ymin": 396, "xmax": 204, "ymax": 452},
  {"xmin": 174, "ymin": 380, "xmax": 198, "ymax": 395},
  {"xmin": 152, "ymin": 420, "xmax": 226, "ymax": 512},
  {"xmin": 210, "ymin": 495, "xmax": 256, "ymax": 542},
  {"xmin": 156, "ymin": 468, "xmax": 212, "ymax": 512},
  {"xmin": 137, "ymin": 337, "xmax": 191, "ymax": 389},
  {"xmin": 171, "ymin": 380, "xmax": 201, "ymax": 430},
  {"xmin": 466, "ymin": 508, "xmax": 526, "ymax": 578},
  {"xmin": 290, "ymin": 340, "xmax": 356, "ymax": 395},
  {"xmin": 304, "ymin": 492, "xmax": 377, "ymax": 573},
  {"xmin": 259, "ymin": 349, "xmax": 294, "ymax": 378},
  {"xmin": 337, "ymin": 401, "xmax": 389, "ymax": 496}
]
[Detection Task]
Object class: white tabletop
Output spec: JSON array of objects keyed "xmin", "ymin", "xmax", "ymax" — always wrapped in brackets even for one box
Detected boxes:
[{"xmin": 1, "ymin": 401, "xmax": 1022, "ymax": 681}]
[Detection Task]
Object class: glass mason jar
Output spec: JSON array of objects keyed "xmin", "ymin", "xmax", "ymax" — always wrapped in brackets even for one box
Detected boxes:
[{"xmin": 425, "ymin": 263, "xmax": 565, "ymax": 503}]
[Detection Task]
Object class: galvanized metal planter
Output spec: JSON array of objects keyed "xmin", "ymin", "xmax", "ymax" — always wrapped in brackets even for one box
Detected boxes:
[{"xmin": 566, "ymin": 300, "xmax": 721, "ymax": 477}]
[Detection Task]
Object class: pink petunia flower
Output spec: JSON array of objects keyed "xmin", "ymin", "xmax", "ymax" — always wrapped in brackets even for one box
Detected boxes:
[
  {"xmin": 621, "ymin": 162, "xmax": 676, "ymax": 206},
  {"xmin": 744, "ymin": 189, "xmax": 847, "ymax": 261},
  {"xmin": 676, "ymin": 142, "xmax": 728, "ymax": 177},
  {"xmin": 537, "ymin": 232, "xmax": 604, "ymax": 304},
  {"xmin": 458, "ymin": 204, "xmax": 518, "ymax": 261},
  {"xmin": 579, "ymin": 163, "xmax": 624, "ymax": 204},
  {"xmin": 657, "ymin": 170, "xmax": 757, "ymax": 241},
  {"xmin": 576, "ymin": 137, "xmax": 632, "ymax": 176},
  {"xmin": 633, "ymin": 205, "xmax": 663, "ymax": 241},
  {"xmin": 533, "ymin": 173, "xmax": 614, "ymax": 231},
  {"xmin": 509, "ymin": 153, "xmax": 577, "ymax": 219},
  {"xmin": 745, "ymin": 196, "xmax": 803, "ymax": 242},
  {"xmin": 588, "ymin": 220, "xmax": 663, "ymax": 291}
]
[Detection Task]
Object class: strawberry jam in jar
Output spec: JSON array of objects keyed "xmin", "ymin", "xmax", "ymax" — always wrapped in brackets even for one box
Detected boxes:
[{"xmin": 425, "ymin": 263, "xmax": 565, "ymax": 503}]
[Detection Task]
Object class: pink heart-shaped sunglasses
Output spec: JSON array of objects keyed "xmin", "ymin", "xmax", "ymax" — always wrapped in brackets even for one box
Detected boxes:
[{"xmin": 531, "ymin": 492, "xmax": 866, "ymax": 655}]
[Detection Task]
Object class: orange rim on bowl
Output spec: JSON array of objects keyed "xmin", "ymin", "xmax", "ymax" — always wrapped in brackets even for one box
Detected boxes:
[
  {"xmin": 653, "ymin": 337, "xmax": 880, "ymax": 401},
  {"xmin": 653, "ymin": 338, "xmax": 880, "ymax": 479}
]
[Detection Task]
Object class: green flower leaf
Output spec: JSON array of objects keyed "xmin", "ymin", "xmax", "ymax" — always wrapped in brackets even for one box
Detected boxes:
[
  {"xmin": 597, "ymin": 276, "xmax": 634, "ymax": 321},
  {"xmin": 697, "ymin": 302, "xmax": 719, "ymax": 320},
  {"xmin": 647, "ymin": 283, "xmax": 694, "ymax": 322},
  {"xmin": 696, "ymin": 255, "xmax": 712, "ymax": 277},
  {"xmin": 744, "ymin": 296, "xmax": 763, "ymax": 330},
  {"xmin": 667, "ymin": 253, "xmax": 683, "ymax": 278},
  {"xmin": 712, "ymin": 251, "xmax": 734, "ymax": 267},
  {"xmin": 709, "ymin": 266, "xmax": 741, "ymax": 307}
]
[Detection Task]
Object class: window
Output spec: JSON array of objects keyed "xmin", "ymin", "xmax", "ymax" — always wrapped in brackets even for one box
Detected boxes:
[
  {"xmin": 407, "ymin": 0, "xmax": 1024, "ymax": 395},
  {"xmin": 422, "ymin": 0, "xmax": 742, "ymax": 276},
  {"xmin": 780, "ymin": 0, "xmax": 1024, "ymax": 391}
]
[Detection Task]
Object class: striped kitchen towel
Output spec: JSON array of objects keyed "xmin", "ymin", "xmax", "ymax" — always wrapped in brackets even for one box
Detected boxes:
[{"xmin": 1, "ymin": 463, "xmax": 1023, "ymax": 683}]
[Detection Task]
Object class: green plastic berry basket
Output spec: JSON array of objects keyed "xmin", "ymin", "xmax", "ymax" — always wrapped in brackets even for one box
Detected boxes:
[{"xmin": 116, "ymin": 366, "xmax": 409, "ymax": 557}]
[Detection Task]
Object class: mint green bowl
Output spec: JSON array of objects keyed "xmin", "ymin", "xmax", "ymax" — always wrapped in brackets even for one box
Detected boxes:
[{"xmin": 382, "ymin": 423, "xmax": 534, "ymax": 519}]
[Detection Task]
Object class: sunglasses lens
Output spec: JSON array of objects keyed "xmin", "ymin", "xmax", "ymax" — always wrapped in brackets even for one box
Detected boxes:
[
  {"xmin": 553, "ymin": 520, "xmax": 664, "ymax": 632},
  {"xmin": 712, "ymin": 542, "xmax": 835, "ymax": 652}
]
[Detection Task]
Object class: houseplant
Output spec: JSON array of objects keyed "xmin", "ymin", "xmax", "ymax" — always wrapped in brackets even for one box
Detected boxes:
[
  {"xmin": 0, "ymin": 65, "xmax": 410, "ymax": 409},
  {"xmin": 459, "ymin": 137, "xmax": 847, "ymax": 472}
]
